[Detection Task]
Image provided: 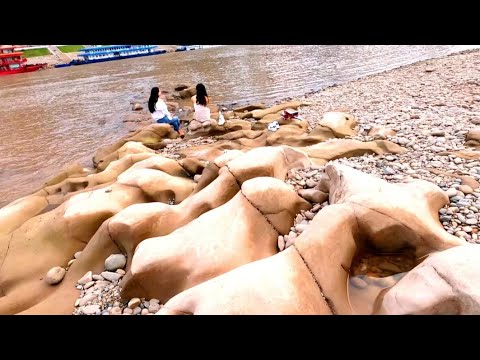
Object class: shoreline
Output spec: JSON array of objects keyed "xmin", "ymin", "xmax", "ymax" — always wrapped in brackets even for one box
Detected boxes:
[{"xmin": 1, "ymin": 48, "xmax": 480, "ymax": 315}]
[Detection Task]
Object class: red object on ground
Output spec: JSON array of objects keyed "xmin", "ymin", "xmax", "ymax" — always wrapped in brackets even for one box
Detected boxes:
[{"xmin": 281, "ymin": 108, "xmax": 299, "ymax": 120}]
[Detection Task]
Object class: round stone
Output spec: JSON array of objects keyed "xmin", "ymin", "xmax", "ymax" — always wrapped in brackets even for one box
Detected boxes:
[
  {"xmin": 110, "ymin": 306, "xmax": 122, "ymax": 315},
  {"xmin": 104, "ymin": 254, "xmax": 127, "ymax": 272},
  {"xmin": 466, "ymin": 218, "xmax": 478, "ymax": 225},
  {"xmin": 45, "ymin": 267, "xmax": 66, "ymax": 285},
  {"xmin": 123, "ymin": 308, "xmax": 133, "ymax": 315},
  {"xmin": 459, "ymin": 184, "xmax": 474, "ymax": 194},
  {"xmin": 128, "ymin": 298, "xmax": 141, "ymax": 309}
]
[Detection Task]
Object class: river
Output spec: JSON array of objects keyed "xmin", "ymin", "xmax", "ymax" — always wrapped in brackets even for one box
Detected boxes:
[{"xmin": 0, "ymin": 45, "xmax": 478, "ymax": 206}]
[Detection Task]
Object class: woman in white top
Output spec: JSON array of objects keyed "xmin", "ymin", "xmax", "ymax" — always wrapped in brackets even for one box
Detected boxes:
[
  {"xmin": 148, "ymin": 87, "xmax": 183, "ymax": 135},
  {"xmin": 191, "ymin": 83, "xmax": 211, "ymax": 122}
]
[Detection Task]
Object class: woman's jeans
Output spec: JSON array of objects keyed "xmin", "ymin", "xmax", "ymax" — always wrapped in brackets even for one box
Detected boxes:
[{"xmin": 156, "ymin": 115, "xmax": 180, "ymax": 132}]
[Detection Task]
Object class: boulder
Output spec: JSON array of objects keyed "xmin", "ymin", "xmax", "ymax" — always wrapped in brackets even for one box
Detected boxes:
[
  {"xmin": 378, "ymin": 245, "xmax": 480, "ymax": 315},
  {"xmin": 318, "ymin": 112, "xmax": 358, "ymax": 138}
]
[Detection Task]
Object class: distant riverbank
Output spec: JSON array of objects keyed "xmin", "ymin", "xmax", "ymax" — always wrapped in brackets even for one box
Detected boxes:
[{"xmin": 25, "ymin": 45, "xmax": 179, "ymax": 67}]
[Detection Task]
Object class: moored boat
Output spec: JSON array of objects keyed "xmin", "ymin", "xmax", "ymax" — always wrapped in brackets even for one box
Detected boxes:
[
  {"xmin": 68, "ymin": 45, "xmax": 167, "ymax": 66},
  {"xmin": 0, "ymin": 46, "xmax": 47, "ymax": 76}
]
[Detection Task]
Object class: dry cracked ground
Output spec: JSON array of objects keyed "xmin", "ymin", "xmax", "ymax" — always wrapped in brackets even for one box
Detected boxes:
[{"xmin": 1, "ymin": 49, "xmax": 480, "ymax": 315}]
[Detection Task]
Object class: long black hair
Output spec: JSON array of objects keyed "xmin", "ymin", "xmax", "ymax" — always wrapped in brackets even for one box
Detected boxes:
[
  {"xmin": 148, "ymin": 87, "xmax": 159, "ymax": 113},
  {"xmin": 196, "ymin": 83, "xmax": 208, "ymax": 106}
]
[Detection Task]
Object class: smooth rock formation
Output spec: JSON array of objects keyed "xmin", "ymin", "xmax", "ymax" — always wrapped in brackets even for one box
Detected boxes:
[
  {"xmin": 378, "ymin": 245, "xmax": 480, "ymax": 315},
  {"xmin": 298, "ymin": 139, "xmax": 407, "ymax": 165},
  {"xmin": 318, "ymin": 112, "xmax": 358, "ymax": 138},
  {"xmin": 120, "ymin": 147, "xmax": 312, "ymax": 302},
  {"xmin": 156, "ymin": 163, "xmax": 465, "ymax": 315}
]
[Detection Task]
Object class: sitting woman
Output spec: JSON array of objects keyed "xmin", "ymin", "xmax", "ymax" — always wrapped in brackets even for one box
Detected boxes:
[
  {"xmin": 148, "ymin": 87, "xmax": 183, "ymax": 135},
  {"xmin": 191, "ymin": 83, "xmax": 211, "ymax": 123}
]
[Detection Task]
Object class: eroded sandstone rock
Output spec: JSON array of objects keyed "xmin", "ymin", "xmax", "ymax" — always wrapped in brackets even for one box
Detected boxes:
[{"xmin": 156, "ymin": 164, "xmax": 465, "ymax": 315}]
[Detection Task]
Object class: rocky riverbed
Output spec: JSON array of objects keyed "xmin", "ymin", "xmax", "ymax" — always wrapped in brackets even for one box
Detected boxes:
[
  {"xmin": 2, "ymin": 49, "xmax": 480, "ymax": 315},
  {"xmin": 67, "ymin": 49, "xmax": 480, "ymax": 315},
  {"xmin": 154, "ymin": 49, "xmax": 480, "ymax": 244}
]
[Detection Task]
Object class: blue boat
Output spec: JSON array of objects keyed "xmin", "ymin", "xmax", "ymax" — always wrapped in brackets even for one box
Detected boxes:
[
  {"xmin": 69, "ymin": 45, "xmax": 167, "ymax": 66},
  {"xmin": 54, "ymin": 63, "xmax": 72, "ymax": 68},
  {"xmin": 175, "ymin": 45, "xmax": 203, "ymax": 52}
]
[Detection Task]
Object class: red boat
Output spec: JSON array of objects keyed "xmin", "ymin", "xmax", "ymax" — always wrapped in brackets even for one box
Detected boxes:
[{"xmin": 0, "ymin": 45, "xmax": 47, "ymax": 76}]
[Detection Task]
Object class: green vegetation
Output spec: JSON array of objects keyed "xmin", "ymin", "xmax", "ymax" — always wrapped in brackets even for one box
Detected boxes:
[
  {"xmin": 21, "ymin": 48, "xmax": 50, "ymax": 57},
  {"xmin": 58, "ymin": 45, "xmax": 85, "ymax": 53}
]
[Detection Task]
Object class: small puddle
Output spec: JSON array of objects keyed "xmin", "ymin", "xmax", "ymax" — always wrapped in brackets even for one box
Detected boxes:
[{"xmin": 347, "ymin": 248, "xmax": 426, "ymax": 315}]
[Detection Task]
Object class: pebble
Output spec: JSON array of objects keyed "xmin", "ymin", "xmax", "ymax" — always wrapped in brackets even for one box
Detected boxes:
[
  {"xmin": 431, "ymin": 130, "xmax": 445, "ymax": 136},
  {"xmin": 306, "ymin": 179, "xmax": 317, "ymax": 188},
  {"xmin": 128, "ymin": 298, "xmax": 141, "ymax": 309},
  {"xmin": 45, "ymin": 266, "xmax": 66, "ymax": 285},
  {"xmin": 105, "ymin": 254, "xmax": 127, "ymax": 272},
  {"xmin": 81, "ymin": 305, "xmax": 100, "ymax": 315},
  {"xmin": 148, "ymin": 303, "xmax": 161, "ymax": 313},
  {"xmin": 101, "ymin": 271, "xmax": 123, "ymax": 282},
  {"xmin": 459, "ymin": 185, "xmax": 474, "ymax": 194},
  {"xmin": 277, "ymin": 235, "xmax": 285, "ymax": 251},
  {"xmin": 79, "ymin": 293, "xmax": 97, "ymax": 306},
  {"xmin": 95, "ymin": 280, "xmax": 110, "ymax": 288},
  {"xmin": 304, "ymin": 211, "xmax": 315, "ymax": 220},
  {"xmin": 123, "ymin": 308, "xmax": 133, "ymax": 315},
  {"xmin": 78, "ymin": 271, "xmax": 93, "ymax": 285},
  {"xmin": 133, "ymin": 307, "xmax": 142, "ymax": 315},
  {"xmin": 383, "ymin": 167, "xmax": 395, "ymax": 175},
  {"xmin": 446, "ymin": 188, "xmax": 458, "ymax": 197},
  {"xmin": 109, "ymin": 306, "xmax": 122, "ymax": 315}
]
